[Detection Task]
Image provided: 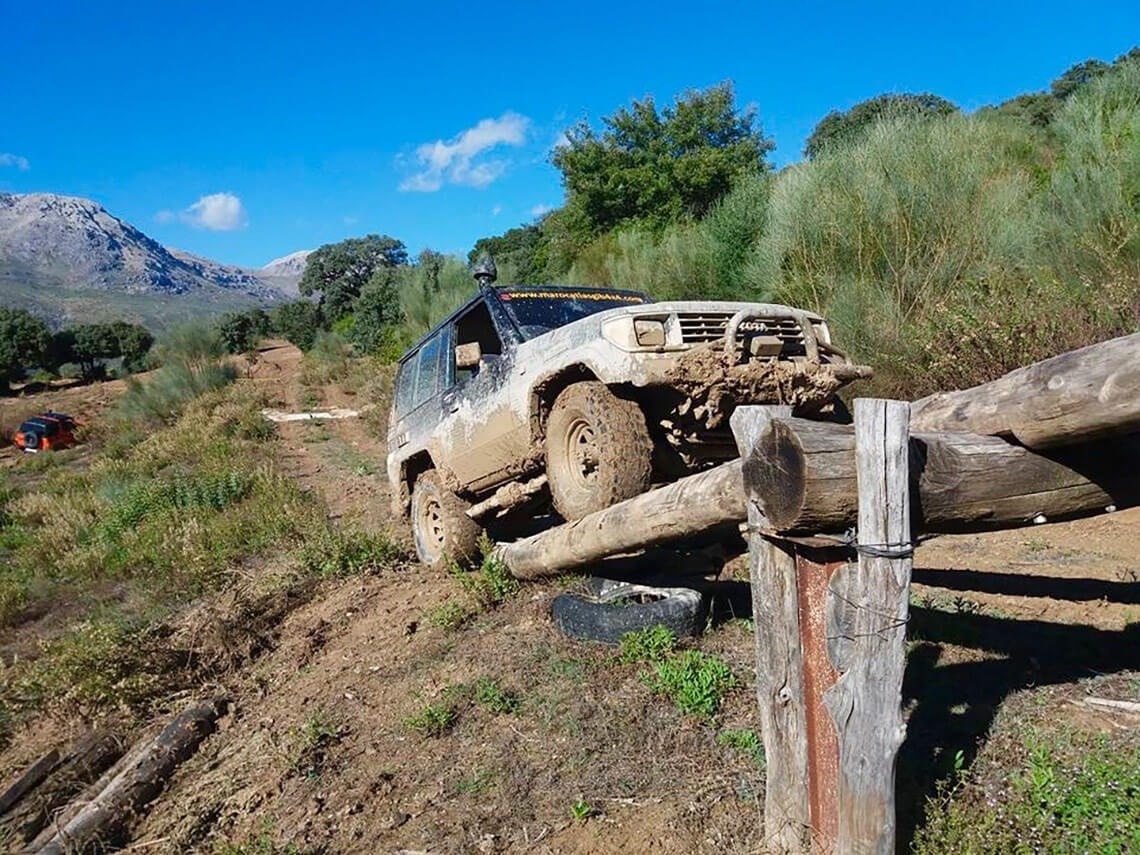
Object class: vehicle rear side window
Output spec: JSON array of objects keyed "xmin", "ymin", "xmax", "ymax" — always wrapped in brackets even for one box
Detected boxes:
[
  {"xmin": 412, "ymin": 333, "xmax": 445, "ymax": 409},
  {"xmin": 395, "ymin": 359, "xmax": 417, "ymax": 415}
]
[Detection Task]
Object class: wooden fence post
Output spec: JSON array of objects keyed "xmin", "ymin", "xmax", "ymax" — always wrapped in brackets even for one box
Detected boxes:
[
  {"xmin": 731, "ymin": 406, "xmax": 812, "ymax": 853},
  {"xmin": 823, "ymin": 399, "xmax": 912, "ymax": 854}
]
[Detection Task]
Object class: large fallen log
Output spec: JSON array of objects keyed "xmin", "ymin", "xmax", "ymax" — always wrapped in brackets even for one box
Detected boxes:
[
  {"xmin": 496, "ymin": 459, "xmax": 748, "ymax": 579},
  {"xmin": 497, "ymin": 417, "xmax": 1137, "ymax": 578},
  {"xmin": 33, "ymin": 698, "xmax": 225, "ymax": 854},
  {"xmin": 910, "ymin": 332, "xmax": 1140, "ymax": 448},
  {"xmin": 746, "ymin": 417, "xmax": 1140, "ymax": 534}
]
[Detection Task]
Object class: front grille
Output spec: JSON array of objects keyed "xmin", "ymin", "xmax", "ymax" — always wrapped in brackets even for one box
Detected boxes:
[{"xmin": 677, "ymin": 313, "xmax": 806, "ymax": 349}]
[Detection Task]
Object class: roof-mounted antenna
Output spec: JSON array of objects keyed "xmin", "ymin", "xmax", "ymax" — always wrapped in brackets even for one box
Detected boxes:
[{"xmin": 473, "ymin": 254, "xmax": 498, "ymax": 290}]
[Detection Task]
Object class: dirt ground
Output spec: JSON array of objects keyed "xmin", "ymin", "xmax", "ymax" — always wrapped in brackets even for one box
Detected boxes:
[{"xmin": 1, "ymin": 343, "xmax": 1137, "ymax": 853}]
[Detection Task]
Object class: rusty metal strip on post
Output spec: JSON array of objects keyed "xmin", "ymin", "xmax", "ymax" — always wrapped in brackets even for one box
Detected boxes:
[{"xmin": 794, "ymin": 545, "xmax": 845, "ymax": 852}]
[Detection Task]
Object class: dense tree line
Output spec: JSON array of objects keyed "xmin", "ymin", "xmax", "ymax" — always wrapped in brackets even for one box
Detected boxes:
[{"xmin": 0, "ymin": 308, "xmax": 155, "ymax": 392}]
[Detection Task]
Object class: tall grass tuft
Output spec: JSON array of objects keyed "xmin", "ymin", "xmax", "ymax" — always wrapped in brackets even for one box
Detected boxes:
[{"xmin": 117, "ymin": 323, "xmax": 237, "ymax": 427}]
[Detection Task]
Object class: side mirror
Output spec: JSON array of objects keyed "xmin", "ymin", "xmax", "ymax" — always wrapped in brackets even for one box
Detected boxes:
[{"xmin": 455, "ymin": 342, "xmax": 482, "ymax": 370}]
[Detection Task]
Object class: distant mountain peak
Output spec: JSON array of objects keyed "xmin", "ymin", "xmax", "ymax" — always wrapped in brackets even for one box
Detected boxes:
[
  {"xmin": 0, "ymin": 191, "xmax": 296, "ymax": 327},
  {"xmin": 261, "ymin": 249, "xmax": 313, "ymax": 277}
]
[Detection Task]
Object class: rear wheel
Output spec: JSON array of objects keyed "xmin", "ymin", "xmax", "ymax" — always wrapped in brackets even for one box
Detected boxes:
[
  {"xmin": 410, "ymin": 470, "xmax": 483, "ymax": 569},
  {"xmin": 545, "ymin": 381, "xmax": 652, "ymax": 520}
]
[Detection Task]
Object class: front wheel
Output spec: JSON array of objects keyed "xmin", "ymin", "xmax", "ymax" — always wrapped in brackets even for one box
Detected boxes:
[
  {"xmin": 545, "ymin": 381, "xmax": 652, "ymax": 520},
  {"xmin": 410, "ymin": 470, "xmax": 483, "ymax": 569}
]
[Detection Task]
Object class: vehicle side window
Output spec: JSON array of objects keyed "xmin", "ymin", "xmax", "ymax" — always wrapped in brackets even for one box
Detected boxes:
[
  {"xmin": 395, "ymin": 358, "xmax": 417, "ymax": 415},
  {"xmin": 412, "ymin": 333, "xmax": 445, "ymax": 408},
  {"xmin": 453, "ymin": 300, "xmax": 505, "ymax": 384}
]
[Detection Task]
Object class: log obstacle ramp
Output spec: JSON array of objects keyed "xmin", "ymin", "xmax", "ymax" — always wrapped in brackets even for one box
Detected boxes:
[{"xmin": 498, "ymin": 331, "xmax": 1140, "ymax": 854}]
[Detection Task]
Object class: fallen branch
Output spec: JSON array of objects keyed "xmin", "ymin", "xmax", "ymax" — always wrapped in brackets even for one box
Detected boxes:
[
  {"xmin": 34, "ymin": 698, "xmax": 226, "ymax": 854},
  {"xmin": 1083, "ymin": 696, "xmax": 1140, "ymax": 715}
]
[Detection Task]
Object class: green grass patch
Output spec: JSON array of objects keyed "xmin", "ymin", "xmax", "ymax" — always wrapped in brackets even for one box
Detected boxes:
[
  {"xmin": 426, "ymin": 601, "xmax": 472, "ymax": 632},
  {"xmin": 645, "ymin": 650, "xmax": 736, "ymax": 719},
  {"xmin": 916, "ymin": 730, "xmax": 1140, "ymax": 854},
  {"xmin": 473, "ymin": 677, "xmax": 520, "ymax": 715},
  {"xmin": 618, "ymin": 625, "xmax": 678, "ymax": 664},
  {"xmin": 717, "ymin": 728, "xmax": 765, "ymax": 767},
  {"xmin": 403, "ymin": 701, "xmax": 457, "ymax": 737},
  {"xmin": 450, "ymin": 535, "xmax": 519, "ymax": 608}
]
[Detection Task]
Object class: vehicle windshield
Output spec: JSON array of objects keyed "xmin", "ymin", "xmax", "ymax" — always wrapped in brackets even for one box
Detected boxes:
[{"xmin": 497, "ymin": 288, "xmax": 649, "ymax": 340}]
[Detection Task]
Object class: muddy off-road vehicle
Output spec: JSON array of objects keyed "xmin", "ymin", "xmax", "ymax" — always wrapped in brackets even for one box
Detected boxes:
[{"xmin": 388, "ymin": 265, "xmax": 870, "ymax": 567}]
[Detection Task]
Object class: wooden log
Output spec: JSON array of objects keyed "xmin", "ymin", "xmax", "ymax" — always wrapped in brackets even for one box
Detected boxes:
[
  {"xmin": 34, "ymin": 698, "xmax": 225, "ymax": 854},
  {"xmin": 910, "ymin": 332, "xmax": 1140, "ymax": 448},
  {"xmin": 3, "ymin": 731, "xmax": 123, "ymax": 845},
  {"xmin": 745, "ymin": 418, "xmax": 1139, "ymax": 535},
  {"xmin": 823, "ymin": 399, "xmax": 912, "ymax": 854},
  {"xmin": 731, "ymin": 407, "xmax": 811, "ymax": 854},
  {"xmin": 0, "ymin": 749, "xmax": 59, "ymax": 818},
  {"xmin": 497, "ymin": 458, "xmax": 747, "ymax": 579}
]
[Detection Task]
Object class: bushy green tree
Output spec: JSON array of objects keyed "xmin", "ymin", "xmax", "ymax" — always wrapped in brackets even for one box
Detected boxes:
[
  {"xmin": 299, "ymin": 235, "xmax": 408, "ymax": 321},
  {"xmin": 110, "ymin": 321, "xmax": 155, "ymax": 372},
  {"xmin": 552, "ymin": 82, "xmax": 772, "ymax": 242},
  {"xmin": 1051, "ymin": 58, "xmax": 1111, "ymax": 99},
  {"xmin": 0, "ymin": 308, "xmax": 51, "ymax": 391},
  {"xmin": 52, "ymin": 322, "xmax": 154, "ymax": 380},
  {"xmin": 271, "ymin": 300, "xmax": 323, "ymax": 351},
  {"xmin": 347, "ymin": 275, "xmax": 403, "ymax": 354},
  {"xmin": 216, "ymin": 309, "xmax": 271, "ymax": 354},
  {"xmin": 805, "ymin": 93, "xmax": 958, "ymax": 158}
]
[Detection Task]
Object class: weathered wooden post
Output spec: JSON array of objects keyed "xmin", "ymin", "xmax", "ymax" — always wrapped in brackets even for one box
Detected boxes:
[
  {"xmin": 825, "ymin": 399, "xmax": 911, "ymax": 853},
  {"xmin": 732, "ymin": 400, "xmax": 912, "ymax": 854},
  {"xmin": 730, "ymin": 407, "xmax": 812, "ymax": 852}
]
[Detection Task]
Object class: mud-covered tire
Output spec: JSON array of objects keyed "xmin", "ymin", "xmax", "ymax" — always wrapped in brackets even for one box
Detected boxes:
[
  {"xmin": 551, "ymin": 583, "xmax": 707, "ymax": 644},
  {"xmin": 545, "ymin": 381, "xmax": 652, "ymax": 520},
  {"xmin": 410, "ymin": 470, "xmax": 483, "ymax": 569}
]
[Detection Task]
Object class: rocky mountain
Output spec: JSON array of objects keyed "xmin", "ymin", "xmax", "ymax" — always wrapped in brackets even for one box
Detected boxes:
[
  {"xmin": 257, "ymin": 249, "xmax": 311, "ymax": 296},
  {"xmin": 0, "ymin": 192, "xmax": 298, "ymax": 327}
]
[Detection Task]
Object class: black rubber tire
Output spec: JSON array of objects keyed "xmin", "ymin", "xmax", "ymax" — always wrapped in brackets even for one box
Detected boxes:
[
  {"xmin": 410, "ymin": 470, "xmax": 483, "ymax": 569},
  {"xmin": 551, "ymin": 583, "xmax": 707, "ymax": 645},
  {"xmin": 21, "ymin": 431, "xmax": 40, "ymax": 450},
  {"xmin": 545, "ymin": 381, "xmax": 652, "ymax": 520}
]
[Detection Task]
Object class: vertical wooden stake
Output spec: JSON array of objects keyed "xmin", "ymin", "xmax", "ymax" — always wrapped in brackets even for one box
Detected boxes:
[
  {"xmin": 732, "ymin": 406, "xmax": 811, "ymax": 853},
  {"xmin": 823, "ymin": 399, "xmax": 912, "ymax": 854}
]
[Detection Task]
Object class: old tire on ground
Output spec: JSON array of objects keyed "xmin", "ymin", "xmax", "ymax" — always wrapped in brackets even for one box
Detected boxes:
[
  {"xmin": 411, "ymin": 470, "xmax": 483, "ymax": 569},
  {"xmin": 551, "ymin": 584, "xmax": 707, "ymax": 644},
  {"xmin": 545, "ymin": 381, "xmax": 652, "ymax": 520}
]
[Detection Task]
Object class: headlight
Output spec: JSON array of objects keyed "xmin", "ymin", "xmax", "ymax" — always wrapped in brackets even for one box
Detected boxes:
[
  {"xmin": 601, "ymin": 316, "xmax": 669, "ymax": 351},
  {"xmin": 634, "ymin": 319, "xmax": 666, "ymax": 347}
]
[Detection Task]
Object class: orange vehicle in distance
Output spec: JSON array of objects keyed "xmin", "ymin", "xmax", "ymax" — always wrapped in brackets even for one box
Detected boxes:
[{"xmin": 13, "ymin": 412, "xmax": 79, "ymax": 452}]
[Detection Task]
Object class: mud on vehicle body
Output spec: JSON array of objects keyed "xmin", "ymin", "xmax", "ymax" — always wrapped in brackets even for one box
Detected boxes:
[{"xmin": 387, "ymin": 271, "xmax": 870, "ymax": 567}]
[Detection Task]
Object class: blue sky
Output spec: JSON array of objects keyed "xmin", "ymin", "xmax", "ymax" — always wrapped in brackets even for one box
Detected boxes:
[{"xmin": 3, "ymin": 0, "xmax": 1137, "ymax": 268}]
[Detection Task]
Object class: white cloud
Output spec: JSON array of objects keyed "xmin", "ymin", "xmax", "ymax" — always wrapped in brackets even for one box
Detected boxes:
[
  {"xmin": 552, "ymin": 131, "xmax": 571, "ymax": 151},
  {"xmin": 400, "ymin": 112, "xmax": 530, "ymax": 192},
  {"xmin": 530, "ymin": 203, "xmax": 553, "ymax": 217},
  {"xmin": 185, "ymin": 192, "xmax": 247, "ymax": 230},
  {"xmin": 155, "ymin": 192, "xmax": 248, "ymax": 230},
  {"xmin": 0, "ymin": 153, "xmax": 30, "ymax": 170},
  {"xmin": 492, "ymin": 205, "xmax": 503, "ymax": 216}
]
